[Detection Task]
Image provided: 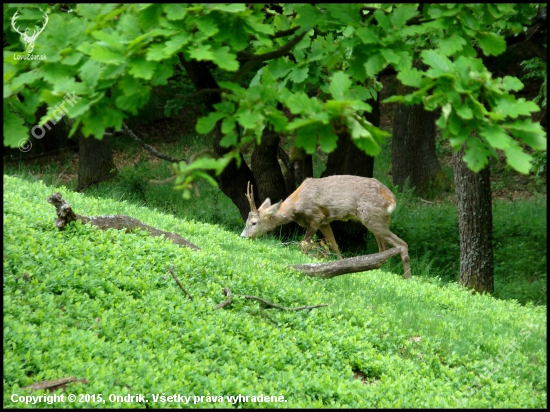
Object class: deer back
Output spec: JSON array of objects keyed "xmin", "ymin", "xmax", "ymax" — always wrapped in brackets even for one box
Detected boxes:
[{"xmin": 278, "ymin": 175, "xmax": 396, "ymax": 227}]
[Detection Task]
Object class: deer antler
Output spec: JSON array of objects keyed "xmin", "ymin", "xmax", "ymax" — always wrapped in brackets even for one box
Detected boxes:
[
  {"xmin": 11, "ymin": 11, "xmax": 24, "ymax": 36},
  {"xmin": 245, "ymin": 181, "xmax": 257, "ymax": 212},
  {"xmin": 34, "ymin": 12, "xmax": 49, "ymax": 38}
]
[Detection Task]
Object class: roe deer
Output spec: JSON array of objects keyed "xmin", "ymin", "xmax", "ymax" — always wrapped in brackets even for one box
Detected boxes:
[{"xmin": 240, "ymin": 175, "xmax": 411, "ymax": 278}]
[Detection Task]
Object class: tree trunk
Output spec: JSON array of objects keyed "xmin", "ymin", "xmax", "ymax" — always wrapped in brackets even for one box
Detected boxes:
[
  {"xmin": 452, "ymin": 145, "xmax": 494, "ymax": 294},
  {"xmin": 289, "ymin": 145, "xmax": 313, "ymax": 187},
  {"xmin": 179, "ymin": 56, "xmax": 258, "ymax": 220},
  {"xmin": 251, "ymin": 132, "xmax": 303, "ymax": 239},
  {"xmin": 251, "ymin": 133, "xmax": 288, "ymax": 203},
  {"xmin": 77, "ymin": 131, "xmax": 116, "ymax": 191},
  {"xmin": 319, "ymin": 95, "xmax": 378, "ymax": 253},
  {"xmin": 3, "ymin": 104, "xmax": 78, "ymax": 160},
  {"xmin": 392, "ymin": 82, "xmax": 449, "ymax": 197}
]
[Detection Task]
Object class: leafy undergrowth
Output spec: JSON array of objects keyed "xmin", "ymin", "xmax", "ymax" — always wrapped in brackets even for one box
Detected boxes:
[{"xmin": 3, "ymin": 175, "xmax": 546, "ymax": 408}]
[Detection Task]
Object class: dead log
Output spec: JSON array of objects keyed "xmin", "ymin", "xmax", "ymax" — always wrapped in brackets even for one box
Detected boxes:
[
  {"xmin": 22, "ymin": 377, "xmax": 88, "ymax": 392},
  {"xmin": 47, "ymin": 192, "xmax": 200, "ymax": 250},
  {"xmin": 289, "ymin": 247, "xmax": 402, "ymax": 278}
]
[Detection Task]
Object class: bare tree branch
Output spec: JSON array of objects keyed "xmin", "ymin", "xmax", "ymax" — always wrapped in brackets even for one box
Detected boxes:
[
  {"xmin": 122, "ymin": 123, "xmax": 182, "ymax": 164},
  {"xmin": 231, "ymin": 30, "xmax": 308, "ymax": 82},
  {"xmin": 174, "ymin": 88, "xmax": 228, "ymax": 102},
  {"xmin": 270, "ymin": 26, "xmax": 301, "ymax": 39}
]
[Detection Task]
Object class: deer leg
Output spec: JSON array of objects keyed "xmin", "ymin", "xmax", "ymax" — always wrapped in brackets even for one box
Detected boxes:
[
  {"xmin": 364, "ymin": 221, "xmax": 410, "ymax": 278},
  {"xmin": 319, "ymin": 224, "xmax": 343, "ymax": 259},
  {"xmin": 374, "ymin": 235, "xmax": 388, "ymax": 252},
  {"xmin": 380, "ymin": 232, "xmax": 411, "ymax": 279},
  {"xmin": 303, "ymin": 226, "xmax": 316, "ymax": 242}
]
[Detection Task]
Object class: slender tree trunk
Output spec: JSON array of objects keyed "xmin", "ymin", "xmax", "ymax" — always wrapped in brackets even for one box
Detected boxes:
[
  {"xmin": 452, "ymin": 144, "xmax": 494, "ymax": 294},
  {"xmin": 320, "ymin": 95, "xmax": 378, "ymax": 253},
  {"xmin": 392, "ymin": 80, "xmax": 449, "ymax": 197},
  {"xmin": 77, "ymin": 131, "xmax": 116, "ymax": 191},
  {"xmin": 179, "ymin": 56, "xmax": 258, "ymax": 220}
]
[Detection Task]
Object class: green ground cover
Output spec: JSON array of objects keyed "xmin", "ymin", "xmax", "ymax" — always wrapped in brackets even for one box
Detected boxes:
[{"xmin": 3, "ymin": 175, "xmax": 546, "ymax": 408}]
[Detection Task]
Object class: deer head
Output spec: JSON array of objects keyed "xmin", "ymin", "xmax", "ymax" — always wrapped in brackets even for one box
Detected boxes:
[
  {"xmin": 12, "ymin": 11, "xmax": 49, "ymax": 54},
  {"xmin": 240, "ymin": 181, "xmax": 282, "ymax": 238}
]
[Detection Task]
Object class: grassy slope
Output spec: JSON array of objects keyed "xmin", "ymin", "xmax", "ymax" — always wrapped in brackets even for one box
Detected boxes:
[{"xmin": 3, "ymin": 175, "xmax": 546, "ymax": 408}]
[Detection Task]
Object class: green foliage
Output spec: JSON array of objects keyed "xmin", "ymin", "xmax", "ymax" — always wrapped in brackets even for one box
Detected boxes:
[
  {"xmin": 520, "ymin": 54, "xmax": 547, "ymax": 179},
  {"xmin": 3, "ymin": 175, "xmax": 547, "ymax": 408},
  {"xmin": 3, "ymin": 3, "xmax": 546, "ymax": 193}
]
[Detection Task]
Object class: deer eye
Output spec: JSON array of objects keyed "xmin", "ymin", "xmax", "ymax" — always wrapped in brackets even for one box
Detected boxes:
[{"xmin": 252, "ymin": 222, "xmax": 257, "ymax": 226}]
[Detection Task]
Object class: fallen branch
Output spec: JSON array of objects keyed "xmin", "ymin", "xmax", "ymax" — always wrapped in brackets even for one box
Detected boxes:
[
  {"xmin": 290, "ymin": 247, "xmax": 402, "ymax": 278},
  {"xmin": 214, "ymin": 287, "xmax": 233, "ymax": 309},
  {"xmin": 168, "ymin": 267, "xmax": 193, "ymax": 300},
  {"xmin": 243, "ymin": 295, "xmax": 328, "ymax": 311},
  {"xmin": 47, "ymin": 192, "xmax": 200, "ymax": 251},
  {"xmin": 22, "ymin": 377, "xmax": 88, "ymax": 392},
  {"xmin": 214, "ymin": 288, "xmax": 327, "ymax": 311}
]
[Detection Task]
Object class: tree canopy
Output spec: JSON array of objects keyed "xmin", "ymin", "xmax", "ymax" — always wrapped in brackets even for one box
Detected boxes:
[{"xmin": 4, "ymin": 3, "xmax": 546, "ymax": 197}]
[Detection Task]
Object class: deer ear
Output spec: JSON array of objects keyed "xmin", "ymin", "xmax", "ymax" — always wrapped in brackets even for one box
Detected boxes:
[
  {"xmin": 259, "ymin": 198, "xmax": 272, "ymax": 210},
  {"xmin": 266, "ymin": 200, "xmax": 282, "ymax": 215}
]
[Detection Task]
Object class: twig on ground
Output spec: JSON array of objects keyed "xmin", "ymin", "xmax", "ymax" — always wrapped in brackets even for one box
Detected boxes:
[
  {"xmin": 214, "ymin": 288, "xmax": 327, "ymax": 311},
  {"xmin": 168, "ymin": 267, "xmax": 193, "ymax": 301},
  {"xmin": 243, "ymin": 295, "xmax": 328, "ymax": 311}
]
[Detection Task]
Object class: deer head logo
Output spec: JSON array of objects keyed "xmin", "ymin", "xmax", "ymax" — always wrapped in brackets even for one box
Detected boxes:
[{"xmin": 11, "ymin": 11, "xmax": 49, "ymax": 54}]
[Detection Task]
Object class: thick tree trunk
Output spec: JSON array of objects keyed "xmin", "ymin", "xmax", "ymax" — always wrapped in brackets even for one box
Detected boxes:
[
  {"xmin": 33, "ymin": 104, "xmax": 78, "ymax": 153},
  {"xmin": 392, "ymin": 82, "xmax": 449, "ymax": 197},
  {"xmin": 319, "ymin": 96, "xmax": 378, "ymax": 253},
  {"xmin": 4, "ymin": 104, "xmax": 78, "ymax": 160},
  {"xmin": 251, "ymin": 133, "xmax": 288, "ymax": 203},
  {"xmin": 251, "ymin": 133, "xmax": 301, "ymax": 238},
  {"xmin": 289, "ymin": 146, "xmax": 313, "ymax": 187},
  {"xmin": 452, "ymin": 145, "xmax": 494, "ymax": 294},
  {"xmin": 77, "ymin": 131, "xmax": 116, "ymax": 191},
  {"xmin": 179, "ymin": 56, "xmax": 258, "ymax": 220}
]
